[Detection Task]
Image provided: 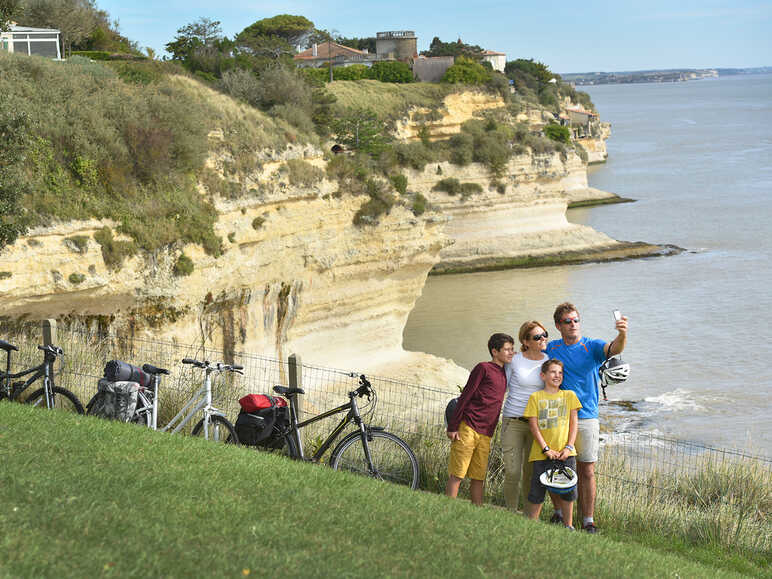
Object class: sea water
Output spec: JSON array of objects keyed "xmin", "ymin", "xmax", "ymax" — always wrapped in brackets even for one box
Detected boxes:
[{"xmin": 403, "ymin": 74, "xmax": 772, "ymax": 454}]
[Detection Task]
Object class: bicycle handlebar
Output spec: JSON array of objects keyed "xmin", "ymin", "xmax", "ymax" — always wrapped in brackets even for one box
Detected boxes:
[
  {"xmin": 37, "ymin": 345, "xmax": 63, "ymax": 357},
  {"xmin": 181, "ymin": 358, "xmax": 243, "ymax": 373},
  {"xmin": 351, "ymin": 374, "xmax": 374, "ymax": 398}
]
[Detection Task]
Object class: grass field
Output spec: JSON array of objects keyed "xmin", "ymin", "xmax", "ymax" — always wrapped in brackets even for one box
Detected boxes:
[{"xmin": 0, "ymin": 403, "xmax": 756, "ymax": 578}]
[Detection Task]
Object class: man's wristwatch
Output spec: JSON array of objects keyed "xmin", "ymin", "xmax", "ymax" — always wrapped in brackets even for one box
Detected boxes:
[{"xmin": 541, "ymin": 445, "xmax": 550, "ymax": 454}]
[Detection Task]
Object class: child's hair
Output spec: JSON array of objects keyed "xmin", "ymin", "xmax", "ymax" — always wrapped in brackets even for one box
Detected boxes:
[
  {"xmin": 488, "ymin": 333, "xmax": 514, "ymax": 356},
  {"xmin": 541, "ymin": 358, "xmax": 564, "ymax": 373},
  {"xmin": 553, "ymin": 302, "xmax": 578, "ymax": 326}
]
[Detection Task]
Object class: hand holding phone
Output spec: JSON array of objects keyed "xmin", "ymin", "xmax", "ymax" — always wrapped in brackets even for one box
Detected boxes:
[{"xmin": 613, "ymin": 310, "xmax": 622, "ymax": 322}]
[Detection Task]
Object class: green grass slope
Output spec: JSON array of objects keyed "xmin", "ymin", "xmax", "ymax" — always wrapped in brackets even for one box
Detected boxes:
[{"xmin": 0, "ymin": 404, "xmax": 748, "ymax": 578}]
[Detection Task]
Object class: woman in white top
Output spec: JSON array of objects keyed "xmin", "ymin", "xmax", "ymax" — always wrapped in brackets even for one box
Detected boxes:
[{"xmin": 501, "ymin": 320, "xmax": 549, "ymax": 512}]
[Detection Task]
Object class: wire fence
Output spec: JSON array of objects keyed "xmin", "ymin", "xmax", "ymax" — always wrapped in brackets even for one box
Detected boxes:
[{"xmin": 3, "ymin": 322, "xmax": 771, "ymax": 493}]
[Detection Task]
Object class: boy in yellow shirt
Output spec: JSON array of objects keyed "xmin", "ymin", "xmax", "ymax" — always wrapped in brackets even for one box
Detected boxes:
[{"xmin": 523, "ymin": 359, "xmax": 582, "ymax": 529}]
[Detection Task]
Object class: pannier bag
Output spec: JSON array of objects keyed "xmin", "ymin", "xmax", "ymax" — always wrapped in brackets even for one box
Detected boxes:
[
  {"xmin": 87, "ymin": 379, "xmax": 140, "ymax": 422},
  {"xmin": 103, "ymin": 359, "xmax": 151, "ymax": 389},
  {"xmin": 236, "ymin": 394, "xmax": 289, "ymax": 447}
]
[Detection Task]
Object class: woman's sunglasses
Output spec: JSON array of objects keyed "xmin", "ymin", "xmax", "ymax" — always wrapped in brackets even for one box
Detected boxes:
[{"xmin": 529, "ymin": 332, "xmax": 548, "ymax": 341}]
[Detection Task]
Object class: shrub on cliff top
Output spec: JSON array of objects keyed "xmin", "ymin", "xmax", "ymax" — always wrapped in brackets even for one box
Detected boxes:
[
  {"xmin": 544, "ymin": 123, "xmax": 571, "ymax": 144},
  {"xmin": 173, "ymin": 254, "xmax": 194, "ymax": 277}
]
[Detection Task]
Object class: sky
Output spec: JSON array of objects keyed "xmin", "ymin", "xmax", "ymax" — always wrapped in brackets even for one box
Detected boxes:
[{"xmin": 98, "ymin": 0, "xmax": 771, "ymax": 73}]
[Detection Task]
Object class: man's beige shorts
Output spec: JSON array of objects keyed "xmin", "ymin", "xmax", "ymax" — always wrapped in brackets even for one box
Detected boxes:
[
  {"xmin": 448, "ymin": 420, "xmax": 492, "ymax": 481},
  {"xmin": 576, "ymin": 418, "xmax": 600, "ymax": 463}
]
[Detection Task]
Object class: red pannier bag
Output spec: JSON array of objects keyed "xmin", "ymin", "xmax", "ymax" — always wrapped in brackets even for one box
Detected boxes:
[{"xmin": 238, "ymin": 394, "xmax": 287, "ymax": 413}]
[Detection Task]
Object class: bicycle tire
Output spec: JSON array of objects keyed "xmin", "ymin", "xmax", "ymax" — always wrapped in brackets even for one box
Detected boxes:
[
  {"xmin": 330, "ymin": 430, "xmax": 419, "ymax": 490},
  {"xmin": 191, "ymin": 415, "xmax": 239, "ymax": 445},
  {"xmin": 25, "ymin": 386, "xmax": 85, "ymax": 414}
]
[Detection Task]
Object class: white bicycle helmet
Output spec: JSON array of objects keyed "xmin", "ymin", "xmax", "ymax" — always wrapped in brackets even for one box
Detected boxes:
[
  {"xmin": 539, "ymin": 462, "xmax": 578, "ymax": 495},
  {"xmin": 599, "ymin": 355, "xmax": 630, "ymax": 387}
]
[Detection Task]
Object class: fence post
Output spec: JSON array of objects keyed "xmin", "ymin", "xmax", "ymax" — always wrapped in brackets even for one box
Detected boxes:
[
  {"xmin": 288, "ymin": 353, "xmax": 303, "ymax": 418},
  {"xmin": 42, "ymin": 319, "xmax": 57, "ymax": 346}
]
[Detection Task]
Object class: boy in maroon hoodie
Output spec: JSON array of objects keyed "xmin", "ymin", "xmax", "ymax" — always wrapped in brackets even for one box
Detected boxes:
[{"xmin": 446, "ymin": 333, "xmax": 515, "ymax": 505}]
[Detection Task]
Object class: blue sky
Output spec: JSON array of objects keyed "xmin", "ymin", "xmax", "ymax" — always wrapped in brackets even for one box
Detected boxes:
[{"xmin": 99, "ymin": 0, "xmax": 771, "ymax": 72}]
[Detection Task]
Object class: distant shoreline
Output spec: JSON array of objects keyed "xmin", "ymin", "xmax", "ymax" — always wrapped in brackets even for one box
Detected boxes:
[{"xmin": 561, "ymin": 66, "xmax": 772, "ymax": 86}]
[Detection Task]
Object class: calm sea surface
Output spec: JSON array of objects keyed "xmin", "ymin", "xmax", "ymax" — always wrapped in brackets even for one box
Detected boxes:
[{"xmin": 403, "ymin": 74, "xmax": 772, "ymax": 453}]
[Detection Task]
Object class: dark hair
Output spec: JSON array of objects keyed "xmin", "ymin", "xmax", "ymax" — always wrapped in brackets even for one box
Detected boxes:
[
  {"xmin": 553, "ymin": 302, "xmax": 578, "ymax": 326},
  {"xmin": 488, "ymin": 333, "xmax": 514, "ymax": 356},
  {"xmin": 541, "ymin": 358, "xmax": 564, "ymax": 373}
]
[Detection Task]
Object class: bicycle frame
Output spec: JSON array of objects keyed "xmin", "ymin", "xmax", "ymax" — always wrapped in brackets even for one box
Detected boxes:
[
  {"xmin": 0, "ymin": 350, "xmax": 57, "ymax": 408},
  {"xmin": 287, "ymin": 391, "xmax": 370, "ymax": 463},
  {"xmin": 142, "ymin": 366, "xmax": 226, "ymax": 436}
]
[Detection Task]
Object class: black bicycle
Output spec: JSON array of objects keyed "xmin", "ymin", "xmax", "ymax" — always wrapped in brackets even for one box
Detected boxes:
[
  {"xmin": 0, "ymin": 339, "xmax": 84, "ymax": 413},
  {"xmin": 269, "ymin": 374, "xmax": 420, "ymax": 489}
]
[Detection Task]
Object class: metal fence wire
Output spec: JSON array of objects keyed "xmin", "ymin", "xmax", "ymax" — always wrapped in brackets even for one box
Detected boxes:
[{"xmin": 3, "ymin": 323, "xmax": 770, "ymax": 493}]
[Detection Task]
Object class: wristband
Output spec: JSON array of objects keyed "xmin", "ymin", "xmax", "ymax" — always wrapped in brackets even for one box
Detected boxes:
[
  {"xmin": 564, "ymin": 444, "xmax": 574, "ymax": 452},
  {"xmin": 541, "ymin": 445, "xmax": 550, "ymax": 454}
]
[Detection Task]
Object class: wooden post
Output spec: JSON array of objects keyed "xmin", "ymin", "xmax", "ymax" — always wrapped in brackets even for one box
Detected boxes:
[
  {"xmin": 42, "ymin": 319, "xmax": 57, "ymax": 346},
  {"xmin": 288, "ymin": 353, "xmax": 302, "ymax": 417}
]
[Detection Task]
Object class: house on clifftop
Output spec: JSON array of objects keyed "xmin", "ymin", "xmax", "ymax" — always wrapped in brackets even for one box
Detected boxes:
[
  {"xmin": 294, "ymin": 41, "xmax": 375, "ymax": 68},
  {"xmin": 0, "ymin": 23, "xmax": 61, "ymax": 59}
]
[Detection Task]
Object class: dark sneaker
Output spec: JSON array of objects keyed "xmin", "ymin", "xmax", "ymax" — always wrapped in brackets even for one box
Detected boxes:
[
  {"xmin": 582, "ymin": 522, "xmax": 598, "ymax": 534},
  {"xmin": 549, "ymin": 512, "xmax": 564, "ymax": 525}
]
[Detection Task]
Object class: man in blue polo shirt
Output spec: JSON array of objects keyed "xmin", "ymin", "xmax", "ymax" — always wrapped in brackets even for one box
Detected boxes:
[{"xmin": 546, "ymin": 302, "xmax": 628, "ymax": 533}]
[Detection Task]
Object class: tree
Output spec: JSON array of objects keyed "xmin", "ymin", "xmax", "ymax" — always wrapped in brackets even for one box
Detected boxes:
[
  {"xmin": 165, "ymin": 17, "xmax": 222, "ymax": 61},
  {"xmin": 442, "ymin": 57, "xmax": 490, "ymax": 84},
  {"xmin": 22, "ymin": 0, "xmax": 101, "ymax": 57},
  {"xmin": 0, "ymin": 0, "xmax": 21, "ymax": 31},
  {"xmin": 234, "ymin": 14, "xmax": 314, "ymax": 64},
  {"xmin": 0, "ymin": 100, "xmax": 30, "ymax": 249},
  {"xmin": 237, "ymin": 14, "xmax": 314, "ymax": 48},
  {"xmin": 369, "ymin": 61, "xmax": 413, "ymax": 83},
  {"xmin": 422, "ymin": 36, "xmax": 483, "ymax": 59},
  {"xmin": 331, "ymin": 109, "xmax": 388, "ymax": 156},
  {"xmin": 336, "ymin": 35, "xmax": 376, "ymax": 53}
]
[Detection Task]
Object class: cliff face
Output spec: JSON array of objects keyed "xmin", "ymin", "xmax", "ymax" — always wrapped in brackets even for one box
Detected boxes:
[
  {"xmin": 392, "ymin": 92, "xmax": 622, "ymax": 272},
  {"xmin": 0, "ymin": 85, "xmax": 618, "ymax": 388},
  {"xmin": 0, "ymin": 183, "xmax": 469, "ymax": 386}
]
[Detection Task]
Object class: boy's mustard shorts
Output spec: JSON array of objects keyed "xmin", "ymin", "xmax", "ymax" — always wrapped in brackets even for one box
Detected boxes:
[{"xmin": 448, "ymin": 420, "xmax": 492, "ymax": 481}]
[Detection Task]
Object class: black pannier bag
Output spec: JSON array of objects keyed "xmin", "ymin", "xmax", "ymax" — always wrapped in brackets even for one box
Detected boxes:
[
  {"xmin": 235, "ymin": 394, "xmax": 290, "ymax": 447},
  {"xmin": 87, "ymin": 379, "xmax": 140, "ymax": 421}
]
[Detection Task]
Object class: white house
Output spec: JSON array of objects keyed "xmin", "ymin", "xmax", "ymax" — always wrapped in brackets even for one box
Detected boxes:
[
  {"xmin": 0, "ymin": 23, "xmax": 61, "ymax": 60},
  {"xmin": 481, "ymin": 50, "xmax": 506, "ymax": 73}
]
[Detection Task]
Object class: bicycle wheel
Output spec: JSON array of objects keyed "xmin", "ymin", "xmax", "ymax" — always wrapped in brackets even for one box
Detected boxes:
[
  {"xmin": 26, "ymin": 386, "xmax": 85, "ymax": 414},
  {"xmin": 191, "ymin": 415, "xmax": 238, "ymax": 445},
  {"xmin": 330, "ymin": 430, "xmax": 419, "ymax": 490}
]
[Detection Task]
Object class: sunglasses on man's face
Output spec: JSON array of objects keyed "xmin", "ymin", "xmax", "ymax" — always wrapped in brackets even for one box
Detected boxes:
[
  {"xmin": 529, "ymin": 332, "xmax": 548, "ymax": 341},
  {"xmin": 561, "ymin": 318, "xmax": 580, "ymax": 325}
]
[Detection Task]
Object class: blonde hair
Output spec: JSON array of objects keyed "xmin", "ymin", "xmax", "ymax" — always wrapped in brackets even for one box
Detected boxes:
[{"xmin": 518, "ymin": 320, "xmax": 547, "ymax": 352}]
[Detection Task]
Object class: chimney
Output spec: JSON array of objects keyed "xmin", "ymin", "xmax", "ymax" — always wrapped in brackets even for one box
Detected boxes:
[{"xmin": 312, "ymin": 43, "xmax": 317, "ymax": 57}]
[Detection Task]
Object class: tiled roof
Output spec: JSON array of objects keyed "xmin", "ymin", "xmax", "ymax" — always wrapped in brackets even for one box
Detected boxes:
[{"xmin": 295, "ymin": 42, "xmax": 369, "ymax": 61}]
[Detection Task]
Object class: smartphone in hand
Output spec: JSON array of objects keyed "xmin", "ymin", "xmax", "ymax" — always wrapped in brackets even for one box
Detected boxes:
[{"xmin": 613, "ymin": 310, "xmax": 622, "ymax": 322}]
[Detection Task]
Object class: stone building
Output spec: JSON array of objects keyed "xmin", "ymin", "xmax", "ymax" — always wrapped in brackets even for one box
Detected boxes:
[{"xmin": 375, "ymin": 31, "xmax": 417, "ymax": 61}]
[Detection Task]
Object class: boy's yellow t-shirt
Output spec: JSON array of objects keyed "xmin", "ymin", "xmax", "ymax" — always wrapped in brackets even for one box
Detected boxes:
[{"xmin": 523, "ymin": 389, "xmax": 582, "ymax": 462}]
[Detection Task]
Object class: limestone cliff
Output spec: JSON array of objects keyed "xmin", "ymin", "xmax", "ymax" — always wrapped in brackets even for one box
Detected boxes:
[{"xmin": 0, "ymin": 82, "xmax": 644, "ymax": 389}]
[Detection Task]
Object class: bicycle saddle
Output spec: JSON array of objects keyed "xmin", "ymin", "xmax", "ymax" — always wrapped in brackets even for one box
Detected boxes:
[
  {"xmin": 273, "ymin": 385, "xmax": 305, "ymax": 397},
  {"xmin": 0, "ymin": 339, "xmax": 18, "ymax": 352},
  {"xmin": 142, "ymin": 363, "xmax": 170, "ymax": 375}
]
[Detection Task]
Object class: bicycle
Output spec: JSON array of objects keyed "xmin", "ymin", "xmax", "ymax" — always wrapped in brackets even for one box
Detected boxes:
[
  {"xmin": 0, "ymin": 339, "xmax": 84, "ymax": 413},
  {"xmin": 128, "ymin": 358, "xmax": 239, "ymax": 444},
  {"xmin": 268, "ymin": 373, "xmax": 419, "ymax": 489}
]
